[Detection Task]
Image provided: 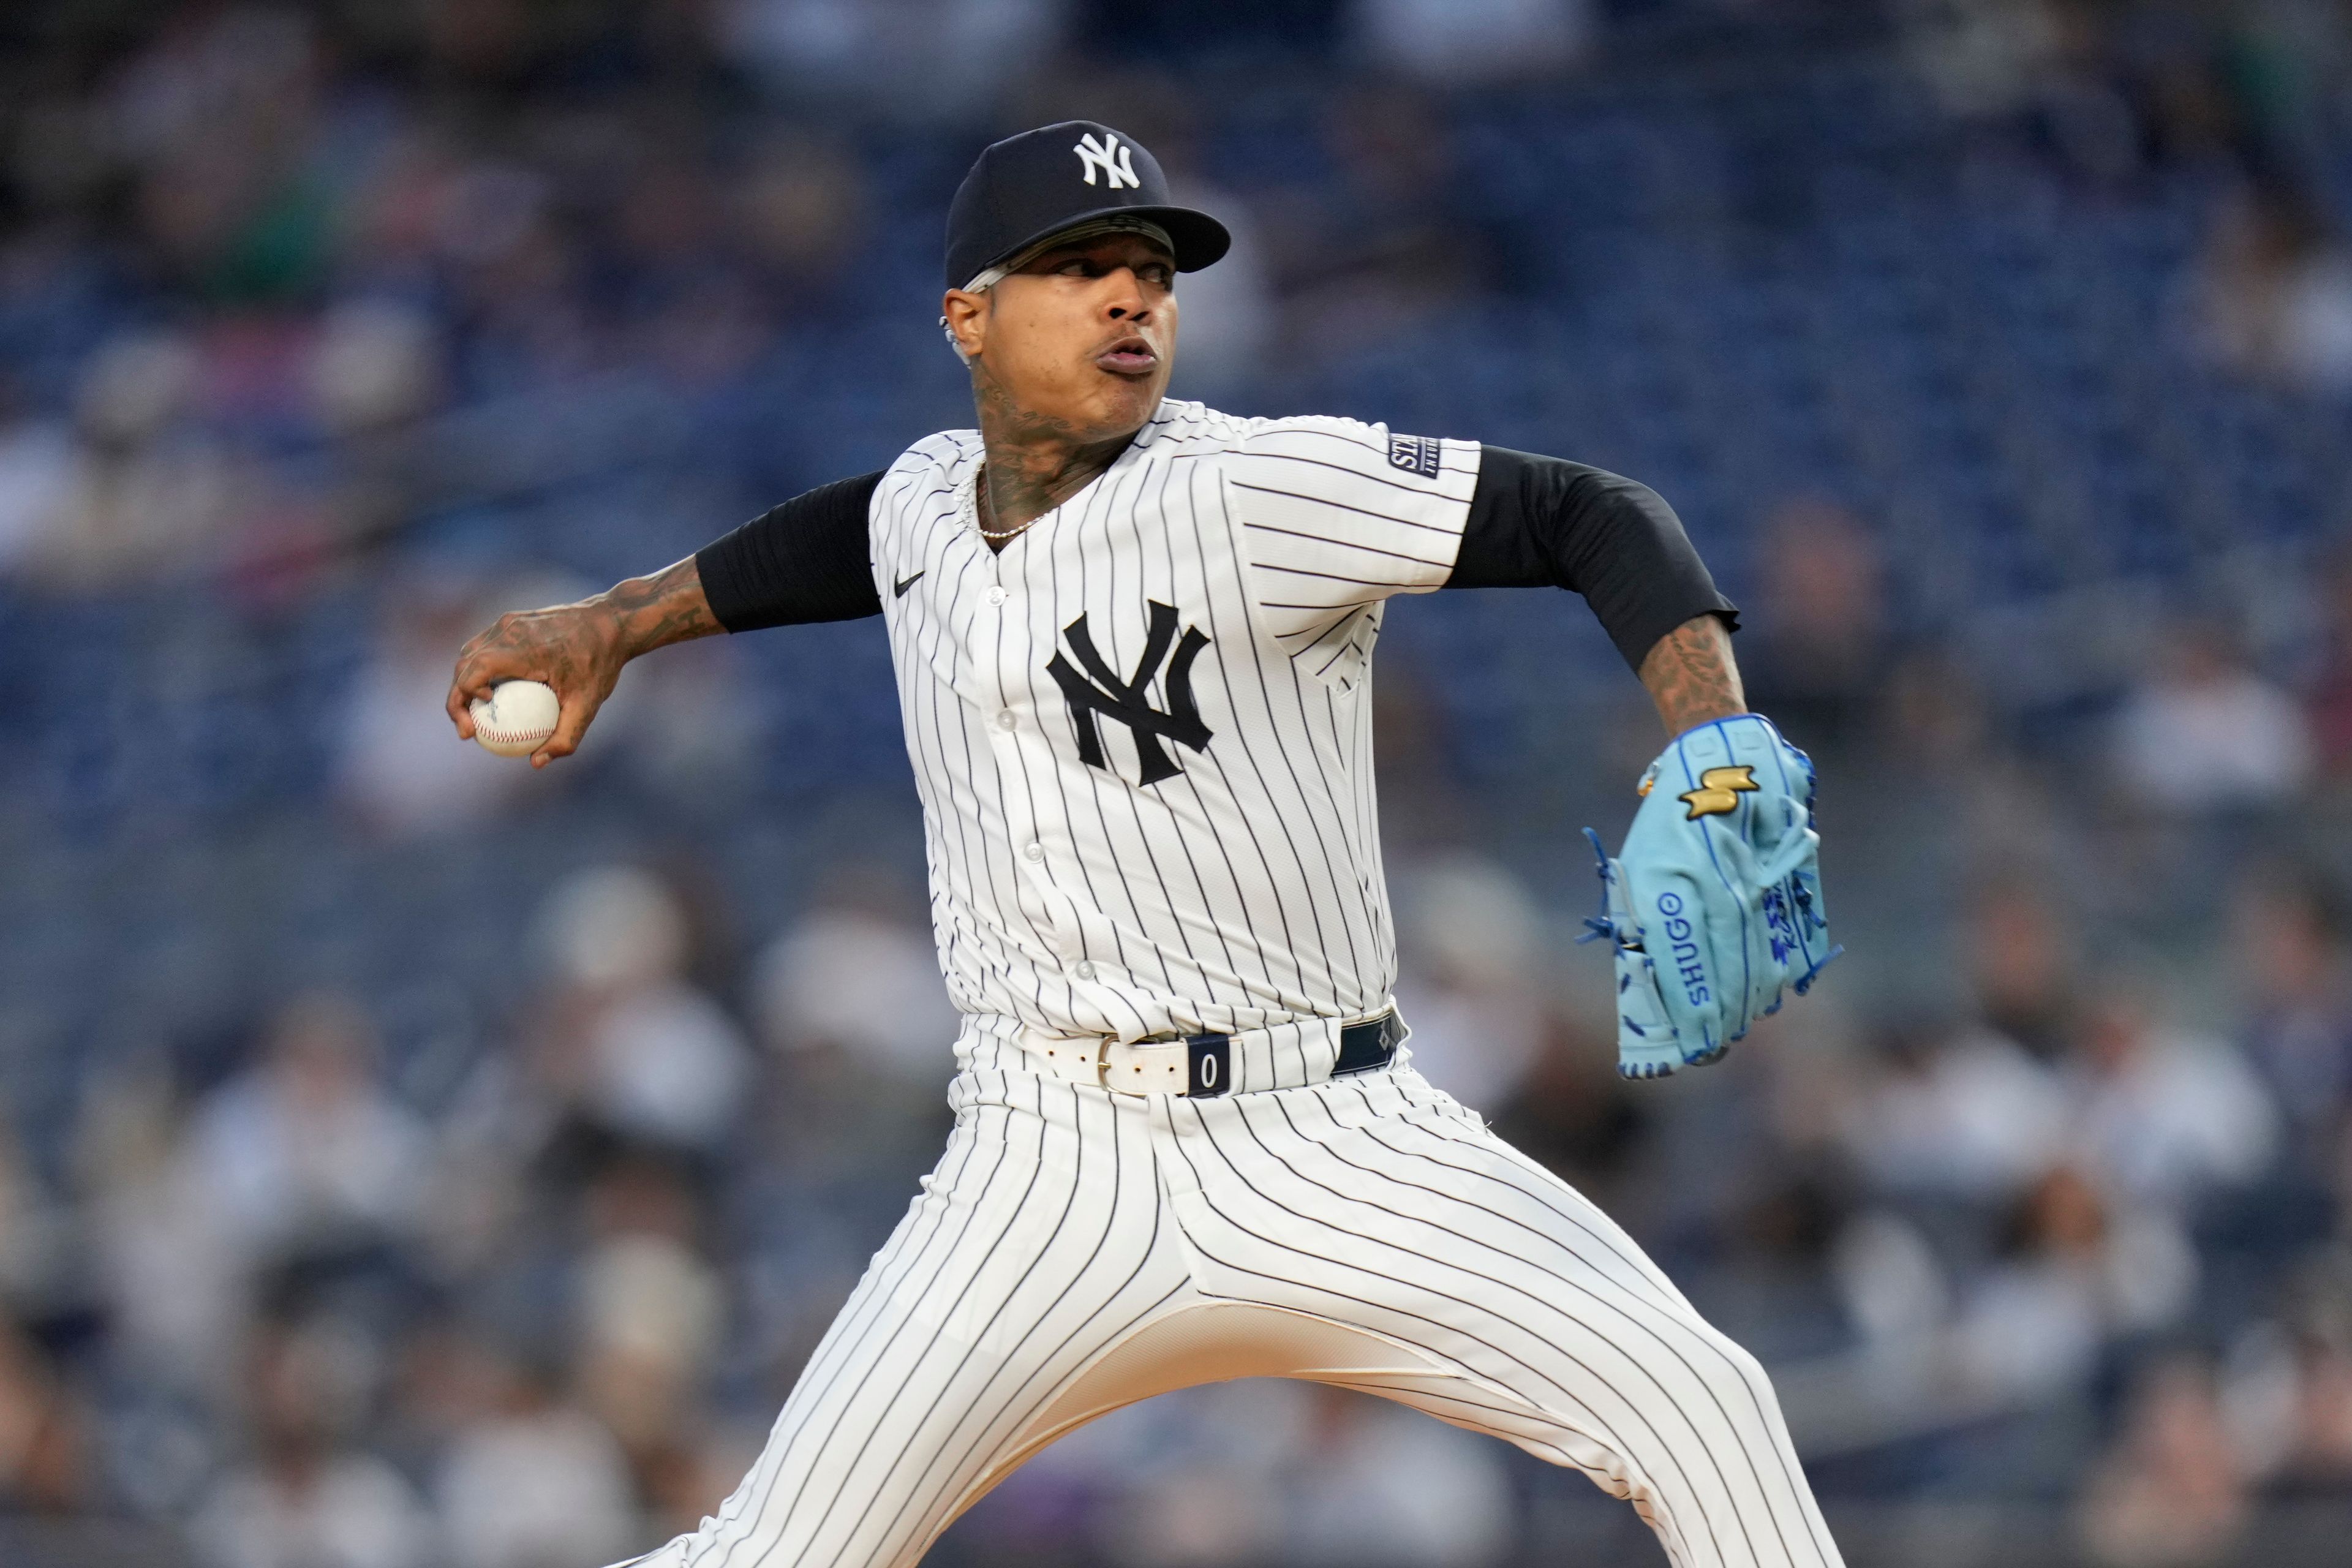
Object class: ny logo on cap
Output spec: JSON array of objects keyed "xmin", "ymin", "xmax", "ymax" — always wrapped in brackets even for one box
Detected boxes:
[{"xmin": 1074, "ymin": 132, "xmax": 1139, "ymax": 190}]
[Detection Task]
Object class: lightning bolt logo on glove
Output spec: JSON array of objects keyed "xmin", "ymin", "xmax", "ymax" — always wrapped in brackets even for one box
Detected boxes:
[
  {"xmin": 1581, "ymin": 716, "xmax": 1838, "ymax": 1080},
  {"xmin": 1678, "ymin": 764, "xmax": 1757, "ymax": 820}
]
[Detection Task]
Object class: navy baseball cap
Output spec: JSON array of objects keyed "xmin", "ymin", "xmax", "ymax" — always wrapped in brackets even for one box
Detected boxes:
[{"xmin": 944, "ymin": 121, "xmax": 1230, "ymax": 292}]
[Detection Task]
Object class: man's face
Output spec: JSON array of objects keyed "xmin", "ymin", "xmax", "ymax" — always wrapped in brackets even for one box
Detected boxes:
[{"xmin": 944, "ymin": 232, "xmax": 1178, "ymax": 439}]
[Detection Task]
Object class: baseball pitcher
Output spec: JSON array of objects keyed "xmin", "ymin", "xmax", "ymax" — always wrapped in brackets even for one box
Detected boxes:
[{"xmin": 449, "ymin": 121, "xmax": 1839, "ymax": 1568}]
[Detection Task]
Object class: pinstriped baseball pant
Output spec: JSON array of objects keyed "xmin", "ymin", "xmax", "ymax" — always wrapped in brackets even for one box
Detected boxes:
[{"xmin": 619, "ymin": 1061, "xmax": 1842, "ymax": 1568}]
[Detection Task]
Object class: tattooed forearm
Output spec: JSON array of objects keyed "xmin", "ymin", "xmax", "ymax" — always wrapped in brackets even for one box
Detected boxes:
[
  {"xmin": 604, "ymin": 555, "xmax": 722, "ymax": 659},
  {"xmin": 1638, "ymin": 614, "xmax": 1747, "ymax": 735}
]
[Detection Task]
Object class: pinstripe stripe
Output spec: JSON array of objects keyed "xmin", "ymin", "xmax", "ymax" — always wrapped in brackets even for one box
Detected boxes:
[
  {"xmin": 1240, "ymin": 520, "xmax": 1457, "ymax": 567},
  {"xmin": 1261, "ymin": 596, "xmax": 1386, "ymax": 611},
  {"xmin": 1226, "ymin": 483, "xmax": 1466, "ymax": 535},
  {"xmin": 1255, "ymin": 564, "xmax": 1434, "ymax": 587}
]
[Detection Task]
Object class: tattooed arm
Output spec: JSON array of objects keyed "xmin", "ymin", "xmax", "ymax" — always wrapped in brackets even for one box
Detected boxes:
[
  {"xmin": 446, "ymin": 556, "xmax": 719, "ymax": 768},
  {"xmin": 1638, "ymin": 612, "xmax": 1747, "ymax": 736}
]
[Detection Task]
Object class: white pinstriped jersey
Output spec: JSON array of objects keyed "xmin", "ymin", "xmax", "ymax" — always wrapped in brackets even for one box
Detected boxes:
[{"xmin": 872, "ymin": 399, "xmax": 1481, "ymax": 1045}]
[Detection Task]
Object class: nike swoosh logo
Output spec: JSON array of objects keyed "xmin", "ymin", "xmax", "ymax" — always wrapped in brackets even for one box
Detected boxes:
[{"xmin": 893, "ymin": 570, "xmax": 924, "ymax": 598}]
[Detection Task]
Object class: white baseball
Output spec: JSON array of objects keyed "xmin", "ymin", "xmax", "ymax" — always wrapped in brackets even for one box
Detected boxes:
[{"xmin": 470, "ymin": 679, "xmax": 561, "ymax": 758}]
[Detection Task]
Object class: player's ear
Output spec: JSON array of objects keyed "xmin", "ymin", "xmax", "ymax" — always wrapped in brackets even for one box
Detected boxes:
[{"xmin": 941, "ymin": 289, "xmax": 988, "ymax": 362}]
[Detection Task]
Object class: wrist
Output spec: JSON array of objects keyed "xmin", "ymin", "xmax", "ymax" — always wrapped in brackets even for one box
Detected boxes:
[
  {"xmin": 1638, "ymin": 612, "xmax": 1746, "ymax": 736},
  {"xmin": 1662, "ymin": 709, "xmax": 1765, "ymax": 747},
  {"xmin": 601, "ymin": 583, "xmax": 662, "ymax": 663},
  {"xmin": 1656, "ymin": 698, "xmax": 1749, "ymax": 736},
  {"xmin": 598, "ymin": 556, "xmax": 715, "ymax": 662}
]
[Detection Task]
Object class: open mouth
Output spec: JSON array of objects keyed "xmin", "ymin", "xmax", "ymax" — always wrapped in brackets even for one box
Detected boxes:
[{"xmin": 1094, "ymin": 334, "xmax": 1158, "ymax": 377}]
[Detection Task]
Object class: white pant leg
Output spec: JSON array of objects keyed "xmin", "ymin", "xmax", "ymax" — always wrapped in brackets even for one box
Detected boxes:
[
  {"xmin": 1154, "ymin": 1067, "xmax": 1845, "ymax": 1568},
  {"xmin": 615, "ymin": 1072, "xmax": 1191, "ymax": 1568}
]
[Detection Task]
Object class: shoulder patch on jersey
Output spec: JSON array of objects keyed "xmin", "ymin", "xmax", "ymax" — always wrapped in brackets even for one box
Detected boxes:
[{"xmin": 1387, "ymin": 433, "xmax": 1441, "ymax": 479}]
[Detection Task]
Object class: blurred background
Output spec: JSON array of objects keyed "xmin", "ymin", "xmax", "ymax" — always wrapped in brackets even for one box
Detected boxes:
[{"xmin": 3, "ymin": 1, "xmax": 2352, "ymax": 1565}]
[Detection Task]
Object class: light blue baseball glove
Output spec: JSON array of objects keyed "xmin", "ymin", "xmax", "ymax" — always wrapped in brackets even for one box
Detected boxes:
[{"xmin": 1581, "ymin": 714, "xmax": 1837, "ymax": 1079}]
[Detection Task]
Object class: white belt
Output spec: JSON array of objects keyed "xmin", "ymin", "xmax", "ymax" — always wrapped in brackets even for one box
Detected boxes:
[
  {"xmin": 1014, "ymin": 1009, "xmax": 1404, "ymax": 1098},
  {"xmin": 1025, "ymin": 1035, "xmax": 1204, "ymax": 1094}
]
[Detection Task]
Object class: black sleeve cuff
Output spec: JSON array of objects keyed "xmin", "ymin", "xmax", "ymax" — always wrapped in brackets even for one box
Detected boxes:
[
  {"xmin": 695, "ymin": 471, "xmax": 887, "ymax": 632},
  {"xmin": 1448, "ymin": 445, "xmax": 1738, "ymax": 670}
]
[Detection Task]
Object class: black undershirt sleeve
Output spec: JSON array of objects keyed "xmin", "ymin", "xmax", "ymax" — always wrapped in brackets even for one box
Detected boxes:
[
  {"xmin": 1446, "ymin": 446, "xmax": 1738, "ymax": 671},
  {"xmin": 693, "ymin": 471, "xmax": 886, "ymax": 632}
]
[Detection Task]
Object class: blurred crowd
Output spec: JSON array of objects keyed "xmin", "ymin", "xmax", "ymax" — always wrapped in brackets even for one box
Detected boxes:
[{"xmin": 6, "ymin": 2, "xmax": 2352, "ymax": 1566}]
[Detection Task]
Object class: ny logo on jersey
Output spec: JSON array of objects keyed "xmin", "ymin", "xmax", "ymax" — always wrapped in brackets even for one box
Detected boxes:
[
  {"xmin": 1073, "ymin": 132, "xmax": 1139, "ymax": 190},
  {"xmin": 1046, "ymin": 601, "xmax": 1211, "ymax": 786}
]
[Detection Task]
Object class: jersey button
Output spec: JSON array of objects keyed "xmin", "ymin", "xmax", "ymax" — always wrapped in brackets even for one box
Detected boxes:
[
  {"xmin": 985, "ymin": 586, "xmax": 1008, "ymax": 606},
  {"xmin": 995, "ymin": 710, "xmax": 1017, "ymax": 731},
  {"xmin": 1023, "ymin": 842, "xmax": 1044, "ymax": 862},
  {"xmin": 1073, "ymin": 960, "xmax": 1096, "ymax": 980}
]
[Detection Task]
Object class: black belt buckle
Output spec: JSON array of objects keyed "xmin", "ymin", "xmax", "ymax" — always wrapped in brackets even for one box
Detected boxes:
[
  {"xmin": 1185, "ymin": 1033, "xmax": 1231, "ymax": 1097},
  {"xmin": 1333, "ymin": 1009, "xmax": 1403, "ymax": 1077}
]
